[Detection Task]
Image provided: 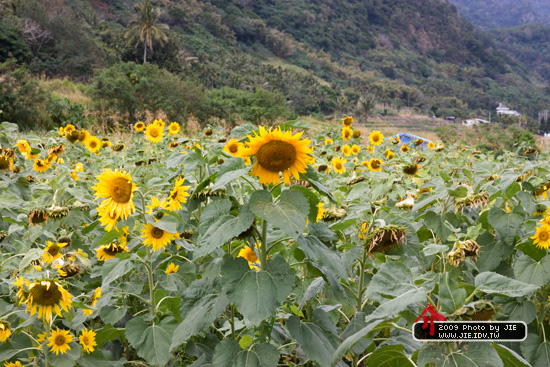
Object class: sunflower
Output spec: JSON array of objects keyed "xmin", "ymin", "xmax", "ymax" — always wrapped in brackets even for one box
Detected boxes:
[
  {"xmin": 428, "ymin": 141, "xmax": 435, "ymax": 149},
  {"xmin": 16, "ymin": 140, "xmax": 31, "ymax": 155},
  {"xmin": 403, "ymin": 164, "xmax": 420, "ymax": 176},
  {"xmin": 145, "ymin": 123, "xmax": 164, "ymax": 143},
  {"xmin": 134, "ymin": 122, "xmax": 145, "ymax": 131},
  {"xmin": 0, "ymin": 151, "xmax": 14, "ymax": 171},
  {"xmin": 400, "ymin": 144, "xmax": 410, "ymax": 153},
  {"xmin": 165, "ymin": 263, "xmax": 179, "ymax": 274},
  {"xmin": 342, "ymin": 127, "xmax": 353, "ymax": 141},
  {"xmin": 142, "ymin": 224, "xmax": 175, "ymax": 252},
  {"xmin": 414, "ymin": 139, "xmax": 424, "ymax": 147},
  {"xmin": 204, "ymin": 128, "xmax": 214, "ymax": 137},
  {"xmin": 4, "ymin": 361, "xmax": 23, "ymax": 367},
  {"xmin": 44, "ymin": 241, "xmax": 68, "ymax": 262},
  {"xmin": 351, "ymin": 145, "xmax": 361, "ymax": 155},
  {"xmin": 79, "ymin": 329, "xmax": 97, "ymax": 353},
  {"xmin": 353, "ymin": 130, "xmax": 361, "ymax": 139},
  {"xmin": 369, "ymin": 130, "xmax": 384, "ymax": 146},
  {"xmin": 112, "ymin": 142, "xmax": 125, "ymax": 152},
  {"xmin": 147, "ymin": 196, "xmax": 168, "ymax": 221},
  {"xmin": 367, "ymin": 158, "xmax": 383, "ymax": 172},
  {"xmin": 316, "ymin": 202, "xmax": 325, "ymax": 222},
  {"xmin": 342, "ymin": 144, "xmax": 351, "ymax": 156},
  {"xmin": 242, "ymin": 126, "xmax": 313, "ymax": 185},
  {"xmin": 531, "ymin": 224, "xmax": 550, "ymax": 249},
  {"xmin": 85, "ymin": 136, "xmax": 101, "ymax": 153},
  {"xmin": 238, "ymin": 245, "xmax": 259, "ymax": 270},
  {"xmin": 92, "ymin": 169, "xmax": 137, "ymax": 220},
  {"xmin": 332, "ymin": 157, "xmax": 347, "ymax": 174},
  {"xmin": 385, "ymin": 149, "xmax": 395, "ymax": 159},
  {"xmin": 154, "ymin": 119, "xmax": 166, "ymax": 129},
  {"xmin": 342, "ymin": 116, "xmax": 354, "ymax": 126},
  {"xmin": 48, "ymin": 144, "xmax": 65, "ymax": 156},
  {"xmin": 168, "ymin": 122, "xmax": 180, "ymax": 135},
  {"xmin": 70, "ymin": 163, "xmax": 84, "ymax": 181},
  {"xmin": 96, "ymin": 229, "xmax": 128, "ymax": 261},
  {"xmin": 79, "ymin": 130, "xmax": 90, "ymax": 144},
  {"xmin": 25, "ymin": 280, "xmax": 73, "ymax": 322},
  {"xmin": 28, "ymin": 207, "xmax": 49, "ymax": 226},
  {"xmin": 66, "ymin": 130, "xmax": 81, "ymax": 143},
  {"xmin": 167, "ymin": 177, "xmax": 191, "ymax": 211},
  {"xmin": 0, "ymin": 319, "xmax": 11, "ymax": 342},
  {"xmin": 97, "ymin": 204, "xmax": 119, "ymax": 231},
  {"xmin": 102, "ymin": 140, "xmax": 111, "ymax": 148},
  {"xmin": 223, "ymin": 139, "xmax": 244, "ymax": 157},
  {"xmin": 367, "ymin": 145, "xmax": 374, "ymax": 154},
  {"xmin": 391, "ymin": 135, "xmax": 401, "ymax": 145},
  {"xmin": 358, "ymin": 221, "xmax": 369, "ymax": 240},
  {"xmin": 33, "ymin": 159, "xmax": 51, "ymax": 173},
  {"xmin": 324, "ymin": 138, "xmax": 333, "ymax": 145},
  {"xmin": 83, "ymin": 287, "xmax": 102, "ymax": 316},
  {"xmin": 47, "ymin": 328, "xmax": 73, "ymax": 355}
]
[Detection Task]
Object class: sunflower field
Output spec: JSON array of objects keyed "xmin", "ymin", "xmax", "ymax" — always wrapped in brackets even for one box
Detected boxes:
[{"xmin": 0, "ymin": 116, "xmax": 549, "ymax": 367}]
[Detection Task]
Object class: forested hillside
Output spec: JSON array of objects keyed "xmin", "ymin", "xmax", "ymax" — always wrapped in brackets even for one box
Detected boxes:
[{"xmin": 1, "ymin": 0, "xmax": 549, "ymax": 129}]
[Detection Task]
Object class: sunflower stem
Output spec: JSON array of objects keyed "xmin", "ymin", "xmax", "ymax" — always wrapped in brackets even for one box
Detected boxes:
[
  {"xmin": 230, "ymin": 305, "xmax": 236, "ymax": 340},
  {"xmin": 260, "ymin": 218, "xmax": 268, "ymax": 271},
  {"xmin": 137, "ymin": 190, "xmax": 157, "ymax": 319},
  {"xmin": 356, "ymin": 250, "xmax": 368, "ymax": 312}
]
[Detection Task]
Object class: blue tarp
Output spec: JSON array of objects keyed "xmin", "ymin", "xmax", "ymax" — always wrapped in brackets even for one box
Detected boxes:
[{"xmin": 389, "ymin": 133, "xmax": 432, "ymax": 149}]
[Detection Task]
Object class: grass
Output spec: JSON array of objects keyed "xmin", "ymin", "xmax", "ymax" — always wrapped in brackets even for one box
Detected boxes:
[{"xmin": 37, "ymin": 78, "xmax": 92, "ymax": 107}]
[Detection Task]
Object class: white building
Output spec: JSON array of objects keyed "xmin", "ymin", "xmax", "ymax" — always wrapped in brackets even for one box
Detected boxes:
[{"xmin": 496, "ymin": 103, "xmax": 521, "ymax": 117}]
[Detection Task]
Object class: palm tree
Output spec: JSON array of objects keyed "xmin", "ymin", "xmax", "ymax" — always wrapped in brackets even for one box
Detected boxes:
[
  {"xmin": 356, "ymin": 94, "xmax": 377, "ymax": 125},
  {"xmin": 124, "ymin": 0, "xmax": 169, "ymax": 64}
]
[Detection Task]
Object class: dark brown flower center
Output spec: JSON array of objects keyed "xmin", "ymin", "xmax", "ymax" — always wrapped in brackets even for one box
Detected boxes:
[
  {"xmin": 151, "ymin": 227, "xmax": 164, "ymax": 239},
  {"xmin": 55, "ymin": 335, "xmax": 66, "ymax": 346},
  {"xmin": 229, "ymin": 144, "xmax": 239, "ymax": 153},
  {"xmin": 30, "ymin": 283, "xmax": 62, "ymax": 306},
  {"xmin": 256, "ymin": 140, "xmax": 296, "ymax": 172},
  {"xmin": 47, "ymin": 244, "xmax": 60, "ymax": 257},
  {"xmin": 109, "ymin": 177, "xmax": 132, "ymax": 203},
  {"xmin": 335, "ymin": 162, "xmax": 343, "ymax": 170},
  {"xmin": 0, "ymin": 157, "xmax": 10, "ymax": 170},
  {"xmin": 371, "ymin": 160, "xmax": 380, "ymax": 169},
  {"xmin": 540, "ymin": 231, "xmax": 549, "ymax": 241},
  {"xmin": 150, "ymin": 128, "xmax": 159, "ymax": 138}
]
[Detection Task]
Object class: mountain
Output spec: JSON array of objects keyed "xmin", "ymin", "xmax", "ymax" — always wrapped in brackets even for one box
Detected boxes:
[
  {"xmin": 1, "ymin": 0, "xmax": 549, "ymax": 124},
  {"xmin": 448, "ymin": 0, "xmax": 550, "ymax": 29}
]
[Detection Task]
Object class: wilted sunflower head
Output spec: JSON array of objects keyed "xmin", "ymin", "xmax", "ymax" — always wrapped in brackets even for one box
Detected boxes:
[
  {"xmin": 454, "ymin": 192, "xmax": 489, "ymax": 213},
  {"xmin": 59, "ymin": 264, "xmax": 84, "ymax": 279},
  {"xmin": 0, "ymin": 230, "xmax": 7, "ymax": 243},
  {"xmin": 414, "ymin": 139, "xmax": 424, "ymax": 147},
  {"xmin": 317, "ymin": 164, "xmax": 328, "ymax": 173},
  {"xmin": 353, "ymin": 130, "xmax": 361, "ymax": 138},
  {"xmin": 48, "ymin": 145, "xmax": 65, "ymax": 156},
  {"xmin": 415, "ymin": 157, "xmax": 426, "ymax": 164},
  {"xmin": 112, "ymin": 142, "xmax": 125, "ymax": 152},
  {"xmin": 168, "ymin": 141, "xmax": 180, "ymax": 149},
  {"xmin": 48, "ymin": 206, "xmax": 70, "ymax": 219},
  {"xmin": 29, "ymin": 207, "xmax": 49, "ymax": 226},
  {"xmin": 364, "ymin": 224, "xmax": 406, "ymax": 254},
  {"xmin": 403, "ymin": 164, "xmax": 420, "ymax": 176},
  {"xmin": 0, "ymin": 150, "xmax": 14, "ymax": 171},
  {"xmin": 322, "ymin": 207, "xmax": 347, "ymax": 221},
  {"xmin": 447, "ymin": 239, "xmax": 480, "ymax": 267},
  {"xmin": 450, "ymin": 300, "xmax": 496, "ymax": 321},
  {"xmin": 347, "ymin": 176, "xmax": 367, "ymax": 186},
  {"xmin": 66, "ymin": 130, "xmax": 80, "ymax": 143},
  {"xmin": 26, "ymin": 279, "xmax": 73, "ymax": 321}
]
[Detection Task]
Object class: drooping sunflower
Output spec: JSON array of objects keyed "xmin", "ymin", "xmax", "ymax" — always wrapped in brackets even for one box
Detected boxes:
[
  {"xmin": 66, "ymin": 130, "xmax": 81, "ymax": 143},
  {"xmin": 324, "ymin": 138, "xmax": 333, "ymax": 145},
  {"xmin": 241, "ymin": 126, "xmax": 313, "ymax": 185},
  {"xmin": 134, "ymin": 121, "xmax": 145, "ymax": 131},
  {"xmin": 28, "ymin": 207, "xmax": 49, "ymax": 226},
  {"xmin": 64, "ymin": 124, "xmax": 76, "ymax": 135},
  {"xmin": 79, "ymin": 130, "xmax": 91, "ymax": 144},
  {"xmin": 367, "ymin": 158, "xmax": 383, "ymax": 172},
  {"xmin": 369, "ymin": 130, "xmax": 384, "ymax": 146},
  {"xmin": 223, "ymin": 139, "xmax": 244, "ymax": 157},
  {"xmin": 385, "ymin": 149, "xmax": 395, "ymax": 159},
  {"xmin": 428, "ymin": 141, "xmax": 435, "ymax": 149},
  {"xmin": 96, "ymin": 230, "xmax": 128, "ymax": 261},
  {"xmin": 47, "ymin": 328, "xmax": 73, "ymax": 355},
  {"xmin": 316, "ymin": 202, "xmax": 326, "ymax": 222},
  {"xmin": 168, "ymin": 122, "xmax": 180, "ymax": 135},
  {"xmin": 44, "ymin": 241, "xmax": 68, "ymax": 262},
  {"xmin": 353, "ymin": 130, "xmax": 361, "ymax": 139},
  {"xmin": 167, "ymin": 177, "xmax": 191, "ymax": 211},
  {"xmin": 400, "ymin": 144, "xmax": 410, "ymax": 153},
  {"xmin": 97, "ymin": 204, "xmax": 119, "ymax": 232},
  {"xmin": 85, "ymin": 136, "xmax": 101, "ymax": 153},
  {"xmin": 342, "ymin": 116, "xmax": 354, "ymax": 126},
  {"xmin": 165, "ymin": 263, "xmax": 179, "ymax": 274},
  {"xmin": 531, "ymin": 224, "xmax": 550, "ymax": 249},
  {"xmin": 16, "ymin": 140, "xmax": 31, "ymax": 156},
  {"xmin": 83, "ymin": 287, "xmax": 102, "ymax": 316},
  {"xmin": 145, "ymin": 123, "xmax": 164, "ymax": 143},
  {"xmin": 332, "ymin": 157, "xmax": 347, "ymax": 174},
  {"xmin": 0, "ymin": 150, "xmax": 14, "ymax": 171},
  {"xmin": 342, "ymin": 144, "xmax": 351, "ymax": 157},
  {"xmin": 92, "ymin": 169, "xmax": 137, "ymax": 219},
  {"xmin": 351, "ymin": 145, "xmax": 361, "ymax": 155},
  {"xmin": 238, "ymin": 245, "xmax": 259, "ymax": 270},
  {"xmin": 142, "ymin": 224, "xmax": 175, "ymax": 252},
  {"xmin": 33, "ymin": 159, "xmax": 51, "ymax": 173},
  {"xmin": 342, "ymin": 127, "xmax": 353, "ymax": 141},
  {"xmin": 414, "ymin": 139, "xmax": 424, "ymax": 147},
  {"xmin": 403, "ymin": 164, "xmax": 420, "ymax": 176},
  {"xmin": 79, "ymin": 329, "xmax": 97, "ymax": 353},
  {"xmin": 25, "ymin": 280, "xmax": 73, "ymax": 321},
  {"xmin": 0, "ymin": 319, "xmax": 11, "ymax": 342}
]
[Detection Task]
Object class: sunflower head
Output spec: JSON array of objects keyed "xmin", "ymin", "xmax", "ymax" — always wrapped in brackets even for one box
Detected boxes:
[
  {"xmin": 145, "ymin": 124, "xmax": 164, "ymax": 143},
  {"xmin": 317, "ymin": 164, "xmax": 328, "ymax": 172},
  {"xmin": 142, "ymin": 224, "xmax": 175, "ymax": 252},
  {"xmin": 531, "ymin": 223, "xmax": 550, "ymax": 249},
  {"xmin": 238, "ymin": 245, "xmax": 259, "ymax": 269},
  {"xmin": 59, "ymin": 264, "xmax": 84, "ymax": 279},
  {"xmin": 83, "ymin": 287, "xmax": 102, "ymax": 316},
  {"xmin": 26, "ymin": 279, "xmax": 73, "ymax": 321},
  {"xmin": 134, "ymin": 122, "xmax": 145, "ymax": 131},
  {"xmin": 48, "ymin": 144, "xmax": 65, "ymax": 156},
  {"xmin": 33, "ymin": 159, "xmax": 51, "ymax": 173},
  {"xmin": 322, "ymin": 207, "xmax": 347, "ymax": 221},
  {"xmin": 0, "ymin": 230, "xmax": 7, "ymax": 243},
  {"xmin": 369, "ymin": 131, "xmax": 384, "ymax": 146},
  {"xmin": 0, "ymin": 150, "xmax": 14, "ymax": 171},
  {"xmin": 367, "ymin": 158, "xmax": 383, "ymax": 172},
  {"xmin": 384, "ymin": 149, "xmax": 394, "ymax": 159},
  {"xmin": 66, "ymin": 130, "xmax": 81, "ymax": 143},
  {"xmin": 112, "ymin": 143, "xmax": 125, "ymax": 152},
  {"xmin": 96, "ymin": 240, "xmax": 128, "ymax": 261},
  {"xmin": 168, "ymin": 122, "xmax": 180, "ymax": 135},
  {"xmin": 48, "ymin": 206, "xmax": 70, "ymax": 219},
  {"xmin": 342, "ymin": 116, "xmax": 354, "ymax": 126},
  {"xmin": 79, "ymin": 329, "xmax": 97, "ymax": 353},
  {"xmin": 324, "ymin": 138, "xmax": 333, "ymax": 145},
  {"xmin": 450, "ymin": 300, "xmax": 496, "ymax": 321},
  {"xmin": 92, "ymin": 169, "xmax": 137, "ymax": 220},
  {"xmin": 242, "ymin": 126, "xmax": 313, "ymax": 185},
  {"xmin": 414, "ymin": 139, "xmax": 424, "ymax": 147},
  {"xmin": 400, "ymin": 144, "xmax": 410, "ymax": 153},
  {"xmin": 428, "ymin": 141, "xmax": 435, "ymax": 149},
  {"xmin": 47, "ymin": 328, "xmax": 73, "ymax": 355},
  {"xmin": 165, "ymin": 262, "xmax": 179, "ymax": 274},
  {"xmin": 331, "ymin": 157, "xmax": 347, "ymax": 174},
  {"xmin": 353, "ymin": 130, "xmax": 361, "ymax": 138},
  {"xmin": 364, "ymin": 224, "xmax": 406, "ymax": 254},
  {"xmin": 29, "ymin": 207, "xmax": 49, "ymax": 226},
  {"xmin": 224, "ymin": 139, "xmax": 243, "ymax": 157},
  {"xmin": 342, "ymin": 144, "xmax": 351, "ymax": 156},
  {"xmin": 204, "ymin": 128, "xmax": 214, "ymax": 137},
  {"xmin": 0, "ymin": 319, "xmax": 12, "ymax": 342},
  {"xmin": 447, "ymin": 239, "xmax": 480, "ymax": 267},
  {"xmin": 403, "ymin": 164, "xmax": 419, "ymax": 176},
  {"xmin": 351, "ymin": 145, "xmax": 360, "ymax": 155},
  {"xmin": 342, "ymin": 127, "xmax": 353, "ymax": 141}
]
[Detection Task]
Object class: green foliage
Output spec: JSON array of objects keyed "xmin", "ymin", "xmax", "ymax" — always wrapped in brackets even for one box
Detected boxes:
[{"xmin": 0, "ymin": 22, "xmax": 32, "ymax": 64}]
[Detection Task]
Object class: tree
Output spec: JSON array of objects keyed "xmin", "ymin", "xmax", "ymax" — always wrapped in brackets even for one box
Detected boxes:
[
  {"xmin": 356, "ymin": 94, "xmax": 377, "ymax": 125},
  {"xmin": 124, "ymin": 0, "xmax": 169, "ymax": 64}
]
